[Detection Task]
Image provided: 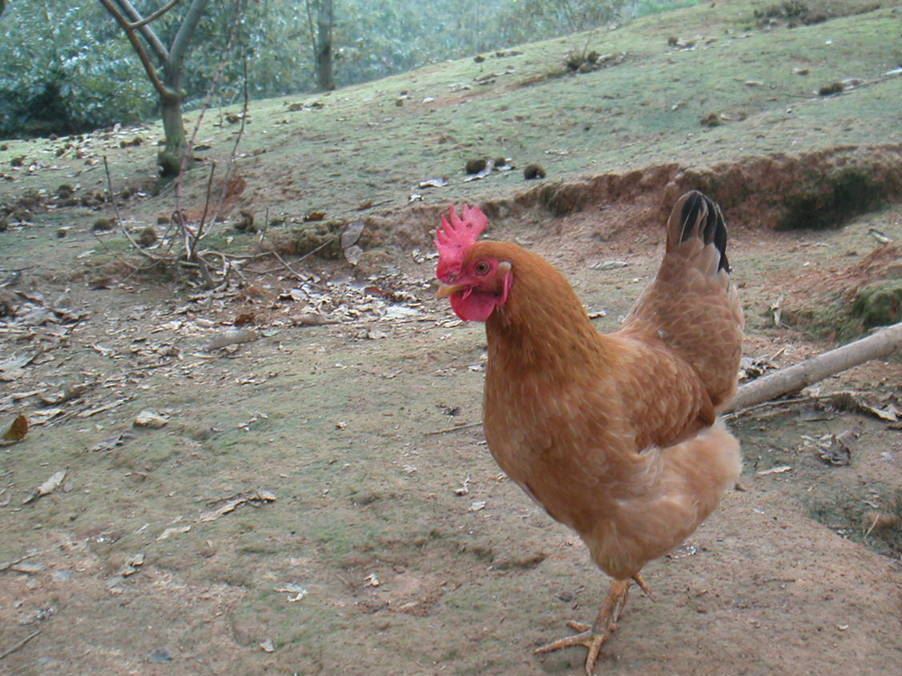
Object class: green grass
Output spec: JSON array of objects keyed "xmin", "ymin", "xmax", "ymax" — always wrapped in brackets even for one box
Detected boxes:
[{"xmin": 1, "ymin": 0, "xmax": 898, "ymax": 250}]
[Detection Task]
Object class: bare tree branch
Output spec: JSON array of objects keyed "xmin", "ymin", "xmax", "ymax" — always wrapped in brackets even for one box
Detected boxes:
[
  {"xmin": 109, "ymin": 0, "xmax": 170, "ymax": 63},
  {"xmin": 0, "ymin": 630, "xmax": 41, "ymax": 661},
  {"xmin": 304, "ymin": 0, "xmax": 318, "ymax": 63},
  {"xmin": 99, "ymin": 0, "xmax": 177, "ymax": 100},
  {"xmin": 127, "ymin": 0, "xmax": 182, "ymax": 29},
  {"xmin": 102, "ymin": 156, "xmax": 164, "ymax": 263},
  {"xmin": 170, "ymin": 0, "xmax": 209, "ymax": 72},
  {"xmin": 190, "ymin": 161, "xmax": 217, "ymax": 261}
]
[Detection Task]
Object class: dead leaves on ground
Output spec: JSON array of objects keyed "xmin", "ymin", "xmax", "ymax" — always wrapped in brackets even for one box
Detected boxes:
[
  {"xmin": 22, "ymin": 469, "xmax": 67, "ymax": 505},
  {"xmin": 0, "ymin": 414, "xmax": 27, "ymax": 445},
  {"xmin": 198, "ymin": 489, "xmax": 277, "ymax": 523}
]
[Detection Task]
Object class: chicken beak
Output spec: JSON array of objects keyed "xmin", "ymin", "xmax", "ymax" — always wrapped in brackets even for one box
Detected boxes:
[{"xmin": 436, "ymin": 283, "xmax": 465, "ymax": 299}]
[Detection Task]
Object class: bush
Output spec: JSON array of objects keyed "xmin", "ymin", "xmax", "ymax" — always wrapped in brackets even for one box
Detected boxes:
[{"xmin": 0, "ymin": 1, "xmax": 154, "ymax": 137}]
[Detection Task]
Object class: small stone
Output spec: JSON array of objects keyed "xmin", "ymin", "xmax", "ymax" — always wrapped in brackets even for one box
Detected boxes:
[
  {"xmin": 134, "ymin": 411, "xmax": 168, "ymax": 428},
  {"xmin": 148, "ymin": 648, "xmax": 172, "ymax": 663}
]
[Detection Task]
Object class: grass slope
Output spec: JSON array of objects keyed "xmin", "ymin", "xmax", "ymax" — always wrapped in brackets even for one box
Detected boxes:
[{"xmin": 0, "ymin": 0, "xmax": 899, "ymax": 237}]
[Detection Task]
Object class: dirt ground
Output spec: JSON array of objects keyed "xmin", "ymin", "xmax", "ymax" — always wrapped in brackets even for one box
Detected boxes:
[{"xmin": 1, "ymin": 184, "xmax": 900, "ymax": 676}]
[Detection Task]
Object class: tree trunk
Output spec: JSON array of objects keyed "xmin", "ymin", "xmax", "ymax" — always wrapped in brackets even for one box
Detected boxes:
[
  {"xmin": 315, "ymin": 0, "xmax": 335, "ymax": 91},
  {"xmin": 100, "ymin": 0, "xmax": 210, "ymax": 178},
  {"xmin": 158, "ymin": 95, "xmax": 187, "ymax": 178},
  {"xmin": 157, "ymin": 63, "xmax": 189, "ymax": 178}
]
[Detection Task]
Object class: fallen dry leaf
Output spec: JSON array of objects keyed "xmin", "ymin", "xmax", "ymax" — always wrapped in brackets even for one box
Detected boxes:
[
  {"xmin": 23, "ymin": 469, "xmax": 67, "ymax": 504},
  {"xmin": 340, "ymin": 221, "xmax": 365, "ymax": 249},
  {"xmin": 77, "ymin": 399, "xmax": 126, "ymax": 419},
  {"xmin": 274, "ymin": 583, "xmax": 308, "ymax": 602},
  {"xmin": 1, "ymin": 414, "xmax": 28, "ymax": 442},
  {"xmin": 157, "ymin": 525, "xmax": 191, "ymax": 541},
  {"xmin": 757, "ymin": 465, "xmax": 792, "ymax": 476},
  {"xmin": 119, "ymin": 552, "xmax": 145, "ymax": 577},
  {"xmin": 417, "ymin": 177, "xmax": 449, "ymax": 189},
  {"xmin": 198, "ymin": 489, "xmax": 276, "ymax": 522},
  {"xmin": 90, "ymin": 431, "xmax": 135, "ymax": 452},
  {"xmin": 816, "ymin": 430, "xmax": 856, "ymax": 466}
]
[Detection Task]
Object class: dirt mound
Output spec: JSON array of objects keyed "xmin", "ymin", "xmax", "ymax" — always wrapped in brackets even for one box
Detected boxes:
[
  {"xmin": 782, "ymin": 243, "xmax": 901, "ymax": 340},
  {"xmin": 675, "ymin": 145, "xmax": 902, "ymax": 231},
  {"xmin": 490, "ymin": 144, "xmax": 902, "ymax": 235},
  {"xmin": 349, "ymin": 145, "xmax": 901, "ymax": 265}
]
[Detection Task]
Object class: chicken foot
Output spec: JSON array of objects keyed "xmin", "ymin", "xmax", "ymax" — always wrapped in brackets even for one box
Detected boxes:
[{"xmin": 534, "ymin": 577, "xmax": 643, "ymax": 675}]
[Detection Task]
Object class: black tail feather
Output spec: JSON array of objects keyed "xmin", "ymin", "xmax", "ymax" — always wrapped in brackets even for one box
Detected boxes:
[{"xmin": 677, "ymin": 190, "xmax": 730, "ymax": 273}]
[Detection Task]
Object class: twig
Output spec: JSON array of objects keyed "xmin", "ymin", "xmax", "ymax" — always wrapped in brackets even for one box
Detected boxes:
[
  {"xmin": 259, "ymin": 206, "xmax": 271, "ymax": 243},
  {"xmin": 0, "ymin": 551, "xmax": 40, "ymax": 573},
  {"xmin": 722, "ymin": 396, "xmax": 813, "ymax": 420},
  {"xmin": 267, "ymin": 248, "xmax": 308, "ymax": 281},
  {"xmin": 202, "ymin": 250, "xmax": 274, "ymax": 261},
  {"xmin": 295, "ymin": 237, "xmax": 336, "ymax": 264},
  {"xmin": 102, "ymin": 156, "xmax": 164, "ymax": 263},
  {"xmin": 191, "ymin": 161, "xmax": 218, "ymax": 260},
  {"xmin": 89, "ymin": 231, "xmax": 142, "ymax": 272},
  {"xmin": 0, "ymin": 629, "xmax": 40, "ymax": 661},
  {"xmin": 172, "ymin": 0, "xmax": 246, "ymax": 276},
  {"xmin": 425, "ymin": 421, "xmax": 483, "ymax": 436},
  {"xmin": 864, "ymin": 512, "xmax": 881, "ymax": 538},
  {"xmin": 126, "ymin": 0, "xmax": 181, "ymax": 28},
  {"xmin": 184, "ymin": 14, "xmax": 249, "ymax": 287}
]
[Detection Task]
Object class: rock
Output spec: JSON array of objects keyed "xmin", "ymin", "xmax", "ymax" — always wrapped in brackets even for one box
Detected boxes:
[{"xmin": 134, "ymin": 410, "xmax": 168, "ymax": 429}]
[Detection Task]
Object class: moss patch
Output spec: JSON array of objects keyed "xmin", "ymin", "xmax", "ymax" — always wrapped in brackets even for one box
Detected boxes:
[{"xmin": 852, "ymin": 279, "xmax": 902, "ymax": 328}]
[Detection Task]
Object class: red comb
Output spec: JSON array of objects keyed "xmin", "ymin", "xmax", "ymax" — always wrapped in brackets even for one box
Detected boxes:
[{"xmin": 435, "ymin": 204, "xmax": 488, "ymax": 280}]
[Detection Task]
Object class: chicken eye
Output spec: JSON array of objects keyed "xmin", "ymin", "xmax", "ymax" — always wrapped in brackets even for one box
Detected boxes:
[{"xmin": 474, "ymin": 261, "xmax": 491, "ymax": 276}]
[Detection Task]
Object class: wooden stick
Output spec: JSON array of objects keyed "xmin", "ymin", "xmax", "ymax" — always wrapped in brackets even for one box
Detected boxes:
[
  {"xmin": 0, "ymin": 629, "xmax": 40, "ymax": 661},
  {"xmin": 0, "ymin": 550, "xmax": 47, "ymax": 573},
  {"xmin": 425, "ymin": 421, "xmax": 483, "ymax": 436},
  {"xmin": 728, "ymin": 322, "xmax": 902, "ymax": 412}
]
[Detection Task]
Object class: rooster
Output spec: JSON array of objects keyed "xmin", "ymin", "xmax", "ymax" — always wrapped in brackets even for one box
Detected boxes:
[{"xmin": 435, "ymin": 192, "xmax": 743, "ymax": 674}]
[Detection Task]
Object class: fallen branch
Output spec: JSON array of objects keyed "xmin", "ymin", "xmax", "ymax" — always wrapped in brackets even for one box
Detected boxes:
[
  {"xmin": 103, "ymin": 156, "xmax": 163, "ymax": 264},
  {"xmin": 0, "ymin": 629, "xmax": 40, "ymax": 661},
  {"xmin": 0, "ymin": 551, "xmax": 42, "ymax": 573},
  {"xmin": 425, "ymin": 421, "xmax": 483, "ymax": 436},
  {"xmin": 728, "ymin": 322, "xmax": 902, "ymax": 412}
]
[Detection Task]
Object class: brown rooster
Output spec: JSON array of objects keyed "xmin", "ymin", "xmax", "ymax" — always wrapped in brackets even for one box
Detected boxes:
[{"xmin": 435, "ymin": 192, "xmax": 743, "ymax": 674}]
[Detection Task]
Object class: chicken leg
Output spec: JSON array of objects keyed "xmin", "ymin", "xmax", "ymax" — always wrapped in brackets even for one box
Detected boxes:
[{"xmin": 535, "ymin": 575, "xmax": 650, "ymax": 675}]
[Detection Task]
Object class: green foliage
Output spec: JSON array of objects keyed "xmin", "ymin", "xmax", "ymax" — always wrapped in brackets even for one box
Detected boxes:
[
  {"xmin": 493, "ymin": 0, "xmax": 626, "ymax": 44},
  {"xmin": 0, "ymin": 0, "xmax": 665, "ymax": 138},
  {"xmin": 0, "ymin": 1, "xmax": 153, "ymax": 136}
]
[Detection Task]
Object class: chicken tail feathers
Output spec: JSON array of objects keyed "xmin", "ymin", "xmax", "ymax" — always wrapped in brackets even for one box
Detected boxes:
[
  {"xmin": 620, "ymin": 190, "xmax": 743, "ymax": 409},
  {"xmin": 667, "ymin": 190, "xmax": 730, "ymax": 273}
]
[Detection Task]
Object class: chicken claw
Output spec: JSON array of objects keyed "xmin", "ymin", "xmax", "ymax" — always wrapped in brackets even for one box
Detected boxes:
[{"xmin": 534, "ymin": 578, "xmax": 631, "ymax": 675}]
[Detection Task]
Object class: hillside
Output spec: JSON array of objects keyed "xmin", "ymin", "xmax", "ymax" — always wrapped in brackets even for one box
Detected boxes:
[{"xmin": 0, "ymin": 1, "xmax": 900, "ymax": 674}]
